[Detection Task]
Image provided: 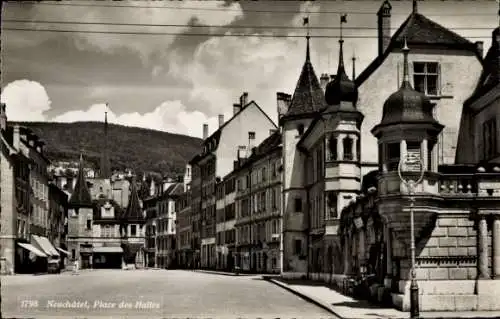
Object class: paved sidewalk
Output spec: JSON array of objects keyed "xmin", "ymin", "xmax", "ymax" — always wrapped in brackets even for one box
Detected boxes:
[
  {"xmin": 194, "ymin": 269, "xmax": 253, "ymax": 276},
  {"xmin": 269, "ymin": 278, "xmax": 500, "ymax": 319}
]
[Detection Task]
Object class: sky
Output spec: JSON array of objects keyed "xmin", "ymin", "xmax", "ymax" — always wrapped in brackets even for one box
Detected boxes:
[{"xmin": 1, "ymin": 0, "xmax": 498, "ymax": 139}]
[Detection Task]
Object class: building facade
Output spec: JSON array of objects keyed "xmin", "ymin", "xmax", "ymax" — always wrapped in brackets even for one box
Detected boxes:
[
  {"xmin": 232, "ymin": 130, "xmax": 283, "ymax": 273},
  {"xmin": 189, "ymin": 93, "xmax": 278, "ymax": 269},
  {"xmin": 156, "ymin": 183, "xmax": 182, "ymax": 268},
  {"xmin": 143, "ymin": 196, "xmax": 158, "ymax": 268}
]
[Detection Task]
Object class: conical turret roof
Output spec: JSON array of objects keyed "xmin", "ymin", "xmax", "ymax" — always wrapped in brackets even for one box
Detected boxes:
[
  {"xmin": 123, "ymin": 176, "xmax": 144, "ymax": 223},
  {"xmin": 280, "ymin": 36, "xmax": 327, "ymax": 122},
  {"xmin": 68, "ymin": 154, "xmax": 93, "ymax": 208}
]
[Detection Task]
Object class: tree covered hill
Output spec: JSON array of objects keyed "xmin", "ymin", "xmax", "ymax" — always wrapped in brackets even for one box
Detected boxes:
[{"xmin": 12, "ymin": 121, "xmax": 203, "ymax": 177}]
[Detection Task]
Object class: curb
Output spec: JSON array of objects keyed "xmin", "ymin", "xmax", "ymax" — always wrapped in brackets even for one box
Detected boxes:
[
  {"xmin": 266, "ymin": 278, "xmax": 343, "ymax": 318},
  {"xmin": 266, "ymin": 279, "xmax": 500, "ymax": 319}
]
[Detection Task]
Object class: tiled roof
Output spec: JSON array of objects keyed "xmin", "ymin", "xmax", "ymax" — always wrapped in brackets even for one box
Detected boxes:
[
  {"xmin": 123, "ymin": 176, "xmax": 144, "ymax": 222},
  {"xmin": 356, "ymin": 11, "xmax": 479, "ymax": 86},
  {"xmin": 280, "ymin": 37, "xmax": 327, "ymax": 122},
  {"xmin": 391, "ymin": 13, "xmax": 473, "ymax": 48},
  {"xmin": 465, "ymin": 28, "xmax": 500, "ymax": 105},
  {"xmin": 68, "ymin": 154, "xmax": 93, "ymax": 208}
]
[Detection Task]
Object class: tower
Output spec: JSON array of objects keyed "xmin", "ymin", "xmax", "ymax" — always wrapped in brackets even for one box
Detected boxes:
[
  {"xmin": 279, "ymin": 35, "xmax": 328, "ymax": 275},
  {"xmin": 371, "ymin": 41, "xmax": 443, "ymax": 301},
  {"xmin": 120, "ymin": 175, "xmax": 145, "ymax": 266},
  {"xmin": 323, "ymin": 23, "xmax": 364, "ymax": 219},
  {"xmin": 67, "ymin": 153, "xmax": 94, "ymax": 263},
  {"xmin": 100, "ymin": 105, "xmax": 111, "ymax": 179}
]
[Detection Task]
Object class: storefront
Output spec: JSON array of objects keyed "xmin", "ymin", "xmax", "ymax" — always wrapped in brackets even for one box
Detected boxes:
[
  {"xmin": 93, "ymin": 246, "xmax": 123, "ymax": 269},
  {"xmin": 31, "ymin": 234, "xmax": 61, "ymax": 273},
  {"xmin": 16, "ymin": 241, "xmax": 48, "ymax": 274}
]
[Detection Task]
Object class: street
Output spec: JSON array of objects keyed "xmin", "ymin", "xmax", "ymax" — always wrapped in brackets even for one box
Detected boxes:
[{"xmin": 2, "ymin": 269, "xmax": 335, "ymax": 319}]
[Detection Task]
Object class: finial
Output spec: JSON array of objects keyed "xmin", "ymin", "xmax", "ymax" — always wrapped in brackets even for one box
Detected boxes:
[
  {"xmin": 412, "ymin": 0, "xmax": 418, "ymax": 14},
  {"xmin": 352, "ymin": 54, "xmax": 356, "ymax": 80},
  {"xmin": 306, "ymin": 35, "xmax": 311, "ymax": 62},
  {"xmin": 402, "ymin": 38, "xmax": 411, "ymax": 87},
  {"xmin": 337, "ymin": 14, "xmax": 348, "ymax": 73}
]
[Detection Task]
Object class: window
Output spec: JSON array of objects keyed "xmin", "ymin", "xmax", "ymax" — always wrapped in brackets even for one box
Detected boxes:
[
  {"xmin": 356, "ymin": 138, "xmax": 361, "ymax": 161},
  {"xmin": 294, "ymin": 197, "xmax": 302, "ymax": 212},
  {"xmin": 343, "ymin": 137, "xmax": 353, "ymax": 160},
  {"xmin": 72, "ymin": 249, "xmax": 76, "ymax": 260},
  {"xmin": 86, "ymin": 219, "xmax": 91, "ymax": 230},
  {"xmin": 413, "ymin": 62, "xmax": 439, "ymax": 96},
  {"xmin": 262, "ymin": 167, "xmax": 267, "ymax": 182},
  {"xmin": 328, "ymin": 136, "xmax": 337, "ymax": 161},
  {"xmin": 483, "ymin": 118, "xmax": 497, "ymax": 160},
  {"xmin": 297, "ymin": 124, "xmax": 305, "ymax": 136},
  {"xmin": 294, "ymin": 239, "xmax": 302, "ymax": 255},
  {"xmin": 387, "ymin": 143, "xmax": 400, "ymax": 171},
  {"xmin": 131, "ymin": 225, "xmax": 137, "ymax": 236},
  {"xmin": 327, "ymin": 192, "xmax": 338, "ymax": 218}
]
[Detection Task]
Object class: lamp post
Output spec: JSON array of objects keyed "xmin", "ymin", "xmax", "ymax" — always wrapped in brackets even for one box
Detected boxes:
[{"xmin": 398, "ymin": 153, "xmax": 424, "ymax": 319}]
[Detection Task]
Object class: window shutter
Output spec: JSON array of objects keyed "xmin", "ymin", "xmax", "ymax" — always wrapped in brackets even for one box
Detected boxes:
[{"xmin": 439, "ymin": 62, "xmax": 453, "ymax": 96}]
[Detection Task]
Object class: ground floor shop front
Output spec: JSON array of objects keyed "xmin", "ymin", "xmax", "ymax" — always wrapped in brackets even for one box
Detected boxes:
[{"xmin": 235, "ymin": 243, "xmax": 280, "ymax": 274}]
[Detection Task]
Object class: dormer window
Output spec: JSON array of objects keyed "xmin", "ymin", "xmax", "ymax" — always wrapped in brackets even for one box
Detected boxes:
[
  {"xmin": 413, "ymin": 62, "xmax": 439, "ymax": 96},
  {"xmin": 297, "ymin": 124, "xmax": 305, "ymax": 136}
]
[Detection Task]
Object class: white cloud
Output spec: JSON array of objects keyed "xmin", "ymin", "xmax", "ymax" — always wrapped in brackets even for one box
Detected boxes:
[
  {"xmin": 72, "ymin": 1, "xmax": 244, "ymax": 60},
  {"xmin": 1, "ymin": 80, "xmax": 52, "ymax": 121}
]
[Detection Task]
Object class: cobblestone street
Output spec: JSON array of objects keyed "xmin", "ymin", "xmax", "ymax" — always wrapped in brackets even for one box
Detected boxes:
[{"xmin": 2, "ymin": 269, "xmax": 335, "ymax": 318}]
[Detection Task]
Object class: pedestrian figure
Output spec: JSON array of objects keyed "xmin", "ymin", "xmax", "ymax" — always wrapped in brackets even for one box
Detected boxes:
[{"xmin": 72, "ymin": 258, "xmax": 79, "ymax": 275}]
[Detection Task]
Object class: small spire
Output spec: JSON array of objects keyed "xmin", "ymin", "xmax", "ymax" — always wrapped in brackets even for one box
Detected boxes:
[
  {"xmin": 402, "ymin": 38, "xmax": 411, "ymax": 88},
  {"xmin": 352, "ymin": 54, "xmax": 356, "ymax": 80},
  {"xmin": 306, "ymin": 35, "xmax": 311, "ymax": 62},
  {"xmin": 337, "ymin": 39, "xmax": 345, "ymax": 74},
  {"xmin": 412, "ymin": 0, "xmax": 418, "ymax": 14}
]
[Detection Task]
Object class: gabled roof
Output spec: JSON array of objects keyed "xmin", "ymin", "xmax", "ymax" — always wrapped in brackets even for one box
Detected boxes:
[
  {"xmin": 280, "ymin": 37, "xmax": 327, "ymax": 123},
  {"xmin": 68, "ymin": 154, "xmax": 93, "ymax": 208},
  {"xmin": 189, "ymin": 100, "xmax": 277, "ymax": 165},
  {"xmin": 123, "ymin": 176, "xmax": 144, "ymax": 222},
  {"xmin": 356, "ymin": 10, "xmax": 479, "ymax": 86}
]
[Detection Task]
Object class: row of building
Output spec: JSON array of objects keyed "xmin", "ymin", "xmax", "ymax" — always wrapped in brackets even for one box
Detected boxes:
[{"xmin": 152, "ymin": 0, "xmax": 498, "ymax": 312}]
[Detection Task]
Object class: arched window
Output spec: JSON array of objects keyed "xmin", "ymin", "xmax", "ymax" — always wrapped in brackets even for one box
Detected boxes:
[
  {"xmin": 343, "ymin": 136, "xmax": 353, "ymax": 160},
  {"xmin": 328, "ymin": 136, "xmax": 337, "ymax": 161}
]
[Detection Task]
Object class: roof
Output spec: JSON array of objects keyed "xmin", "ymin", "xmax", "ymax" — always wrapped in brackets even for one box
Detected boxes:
[
  {"xmin": 232, "ymin": 130, "xmax": 282, "ymax": 173},
  {"xmin": 68, "ymin": 154, "xmax": 93, "ymax": 208},
  {"xmin": 123, "ymin": 176, "xmax": 144, "ymax": 222},
  {"xmin": 356, "ymin": 11, "xmax": 479, "ymax": 87},
  {"xmin": 189, "ymin": 100, "xmax": 277, "ymax": 165},
  {"xmin": 280, "ymin": 37, "xmax": 327, "ymax": 124},
  {"xmin": 93, "ymin": 198, "xmax": 123, "ymax": 221},
  {"xmin": 465, "ymin": 28, "xmax": 500, "ymax": 107}
]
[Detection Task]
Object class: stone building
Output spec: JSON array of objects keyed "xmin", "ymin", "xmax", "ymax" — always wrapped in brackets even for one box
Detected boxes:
[
  {"xmin": 214, "ymin": 171, "xmax": 236, "ymax": 271},
  {"xmin": 119, "ymin": 176, "xmax": 146, "ymax": 268},
  {"xmin": 176, "ymin": 164, "xmax": 193, "ymax": 269},
  {"xmin": 232, "ymin": 130, "xmax": 282, "ymax": 273},
  {"xmin": 48, "ymin": 183, "xmax": 69, "ymax": 265},
  {"xmin": 156, "ymin": 182, "xmax": 182, "ymax": 268},
  {"xmin": 188, "ymin": 94, "xmax": 277, "ymax": 269},
  {"xmin": 143, "ymin": 195, "xmax": 158, "ymax": 268},
  {"xmin": 1, "ymin": 107, "xmax": 46, "ymax": 274}
]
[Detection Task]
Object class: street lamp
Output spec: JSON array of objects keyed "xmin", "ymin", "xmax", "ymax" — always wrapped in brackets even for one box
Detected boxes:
[{"xmin": 398, "ymin": 153, "xmax": 424, "ymax": 319}]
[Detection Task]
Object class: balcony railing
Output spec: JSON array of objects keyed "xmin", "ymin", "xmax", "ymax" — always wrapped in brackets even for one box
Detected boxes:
[{"xmin": 439, "ymin": 174, "xmax": 477, "ymax": 195}]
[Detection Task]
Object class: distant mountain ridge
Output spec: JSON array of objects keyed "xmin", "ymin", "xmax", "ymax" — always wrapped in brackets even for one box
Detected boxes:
[{"xmin": 11, "ymin": 121, "xmax": 203, "ymax": 177}]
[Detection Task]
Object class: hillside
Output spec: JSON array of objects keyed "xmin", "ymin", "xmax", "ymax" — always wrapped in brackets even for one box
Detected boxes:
[{"xmin": 12, "ymin": 121, "xmax": 203, "ymax": 177}]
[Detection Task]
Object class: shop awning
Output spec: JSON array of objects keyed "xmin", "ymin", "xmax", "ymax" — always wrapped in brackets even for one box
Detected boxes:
[
  {"xmin": 57, "ymin": 247, "xmax": 70, "ymax": 255},
  {"xmin": 93, "ymin": 246, "xmax": 123, "ymax": 253},
  {"xmin": 32, "ymin": 235, "xmax": 60, "ymax": 257},
  {"xmin": 17, "ymin": 243, "xmax": 47, "ymax": 258}
]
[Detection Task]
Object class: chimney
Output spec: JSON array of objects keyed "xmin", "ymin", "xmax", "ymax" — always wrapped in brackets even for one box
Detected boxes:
[
  {"xmin": 233, "ymin": 103, "xmax": 241, "ymax": 115},
  {"xmin": 202, "ymin": 123, "xmax": 209, "ymax": 139},
  {"xmin": 240, "ymin": 92, "xmax": 249, "ymax": 107},
  {"xmin": 276, "ymin": 92, "xmax": 292, "ymax": 118},
  {"xmin": 218, "ymin": 114, "xmax": 224, "ymax": 128},
  {"xmin": 377, "ymin": 0, "xmax": 392, "ymax": 56},
  {"xmin": 475, "ymin": 41, "xmax": 484, "ymax": 58},
  {"xmin": 247, "ymin": 131, "xmax": 256, "ymax": 157},
  {"xmin": 237, "ymin": 145, "xmax": 247, "ymax": 159},
  {"xmin": 13, "ymin": 125, "xmax": 20, "ymax": 150},
  {"xmin": 320, "ymin": 73, "xmax": 330, "ymax": 92}
]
